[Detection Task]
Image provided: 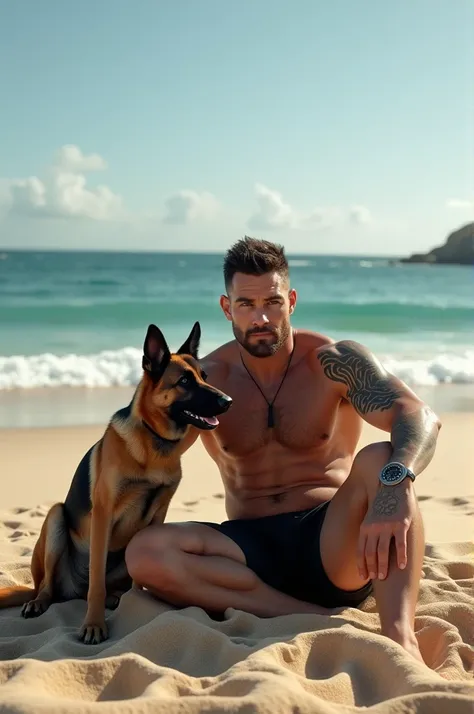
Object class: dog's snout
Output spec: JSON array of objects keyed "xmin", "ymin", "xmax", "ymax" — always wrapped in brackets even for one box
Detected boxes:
[{"xmin": 217, "ymin": 394, "xmax": 232, "ymax": 411}]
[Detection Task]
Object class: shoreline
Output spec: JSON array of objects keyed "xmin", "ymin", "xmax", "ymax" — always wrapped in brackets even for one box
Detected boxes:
[{"xmin": 1, "ymin": 382, "xmax": 474, "ymax": 430}]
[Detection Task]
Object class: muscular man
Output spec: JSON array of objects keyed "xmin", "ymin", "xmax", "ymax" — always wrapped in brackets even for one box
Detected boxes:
[{"xmin": 125, "ymin": 237, "xmax": 441, "ymax": 663}]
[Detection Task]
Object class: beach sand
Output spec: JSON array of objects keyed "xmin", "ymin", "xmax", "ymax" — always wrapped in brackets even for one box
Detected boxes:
[{"xmin": 0, "ymin": 413, "xmax": 472, "ymax": 712}]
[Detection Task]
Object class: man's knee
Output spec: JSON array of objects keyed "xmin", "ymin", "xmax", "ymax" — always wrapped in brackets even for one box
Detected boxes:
[
  {"xmin": 125, "ymin": 524, "xmax": 184, "ymax": 593},
  {"xmin": 349, "ymin": 441, "xmax": 393, "ymax": 493},
  {"xmin": 353, "ymin": 441, "xmax": 392, "ymax": 472},
  {"xmin": 348, "ymin": 441, "xmax": 424, "ymax": 524}
]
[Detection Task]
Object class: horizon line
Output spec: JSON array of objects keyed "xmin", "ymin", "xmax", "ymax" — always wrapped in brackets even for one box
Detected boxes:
[{"xmin": 0, "ymin": 247, "xmax": 405, "ymax": 260}]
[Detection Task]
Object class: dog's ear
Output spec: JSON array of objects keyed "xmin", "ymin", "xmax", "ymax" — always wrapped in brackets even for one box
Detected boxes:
[
  {"xmin": 177, "ymin": 321, "xmax": 201, "ymax": 359},
  {"xmin": 142, "ymin": 324, "xmax": 171, "ymax": 376}
]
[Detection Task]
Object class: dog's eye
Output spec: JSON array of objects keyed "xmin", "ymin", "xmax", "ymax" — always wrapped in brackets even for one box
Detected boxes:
[
  {"xmin": 178, "ymin": 375, "xmax": 190, "ymax": 386},
  {"xmin": 201, "ymin": 371, "xmax": 208, "ymax": 381}
]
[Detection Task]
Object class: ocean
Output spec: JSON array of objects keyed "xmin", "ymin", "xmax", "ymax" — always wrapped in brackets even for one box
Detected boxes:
[{"xmin": 1, "ymin": 250, "xmax": 473, "ymax": 395}]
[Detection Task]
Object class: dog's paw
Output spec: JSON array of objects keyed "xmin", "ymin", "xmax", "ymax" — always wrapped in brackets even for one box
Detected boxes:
[
  {"xmin": 79, "ymin": 621, "xmax": 108, "ymax": 645},
  {"xmin": 21, "ymin": 599, "xmax": 49, "ymax": 618}
]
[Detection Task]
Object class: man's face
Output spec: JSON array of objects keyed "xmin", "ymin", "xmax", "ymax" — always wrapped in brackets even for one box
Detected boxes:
[{"xmin": 220, "ymin": 271, "xmax": 297, "ymax": 357}]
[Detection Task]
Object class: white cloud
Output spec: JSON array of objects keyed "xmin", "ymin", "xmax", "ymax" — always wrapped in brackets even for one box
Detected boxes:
[
  {"xmin": 55, "ymin": 145, "xmax": 107, "ymax": 173},
  {"xmin": 247, "ymin": 183, "xmax": 371, "ymax": 231},
  {"xmin": 48, "ymin": 171, "xmax": 123, "ymax": 220},
  {"xmin": 1, "ymin": 157, "xmax": 375, "ymax": 234},
  {"xmin": 446, "ymin": 198, "xmax": 474, "ymax": 210},
  {"xmin": 349, "ymin": 204, "xmax": 372, "ymax": 225},
  {"xmin": 247, "ymin": 183, "xmax": 295, "ymax": 230},
  {"xmin": 1, "ymin": 145, "xmax": 124, "ymax": 221},
  {"xmin": 9, "ymin": 177, "xmax": 47, "ymax": 215},
  {"xmin": 162, "ymin": 190, "xmax": 219, "ymax": 224}
]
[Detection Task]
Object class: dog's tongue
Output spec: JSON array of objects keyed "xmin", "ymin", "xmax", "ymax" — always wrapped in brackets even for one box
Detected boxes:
[{"xmin": 202, "ymin": 415, "xmax": 219, "ymax": 426}]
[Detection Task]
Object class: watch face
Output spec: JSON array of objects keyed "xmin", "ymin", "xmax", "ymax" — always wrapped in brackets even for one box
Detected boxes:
[{"xmin": 381, "ymin": 462, "xmax": 406, "ymax": 484}]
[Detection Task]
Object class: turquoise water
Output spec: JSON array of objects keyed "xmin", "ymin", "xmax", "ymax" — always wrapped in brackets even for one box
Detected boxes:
[{"xmin": 0, "ymin": 250, "xmax": 473, "ymax": 389}]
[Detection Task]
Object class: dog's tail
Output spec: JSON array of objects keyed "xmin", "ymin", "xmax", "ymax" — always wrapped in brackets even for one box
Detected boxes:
[{"xmin": 0, "ymin": 585, "xmax": 36, "ymax": 608}]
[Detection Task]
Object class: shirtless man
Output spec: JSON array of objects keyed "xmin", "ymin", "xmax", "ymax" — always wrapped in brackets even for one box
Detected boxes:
[{"xmin": 125, "ymin": 237, "xmax": 441, "ymax": 663}]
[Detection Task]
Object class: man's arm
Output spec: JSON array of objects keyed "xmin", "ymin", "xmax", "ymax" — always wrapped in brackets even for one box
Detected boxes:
[
  {"xmin": 317, "ymin": 340, "xmax": 442, "ymax": 476},
  {"xmin": 197, "ymin": 355, "xmax": 229, "ymax": 456}
]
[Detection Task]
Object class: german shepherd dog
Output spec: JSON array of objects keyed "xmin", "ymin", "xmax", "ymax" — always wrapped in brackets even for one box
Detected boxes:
[{"xmin": 0, "ymin": 322, "xmax": 232, "ymax": 644}]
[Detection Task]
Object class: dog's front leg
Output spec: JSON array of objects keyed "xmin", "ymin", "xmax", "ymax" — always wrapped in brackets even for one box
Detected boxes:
[
  {"xmin": 148, "ymin": 483, "xmax": 179, "ymax": 527},
  {"xmin": 79, "ymin": 499, "xmax": 113, "ymax": 645}
]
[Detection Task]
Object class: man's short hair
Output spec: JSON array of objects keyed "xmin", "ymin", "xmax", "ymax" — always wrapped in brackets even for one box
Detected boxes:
[{"xmin": 223, "ymin": 236, "xmax": 289, "ymax": 292}]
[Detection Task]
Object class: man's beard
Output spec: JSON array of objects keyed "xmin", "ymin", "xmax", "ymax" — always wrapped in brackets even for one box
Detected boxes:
[{"xmin": 232, "ymin": 321, "xmax": 291, "ymax": 358}]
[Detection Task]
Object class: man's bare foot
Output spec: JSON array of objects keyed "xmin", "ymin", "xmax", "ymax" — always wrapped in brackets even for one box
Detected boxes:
[
  {"xmin": 383, "ymin": 624, "xmax": 425, "ymax": 665},
  {"xmin": 398, "ymin": 637, "xmax": 424, "ymax": 664}
]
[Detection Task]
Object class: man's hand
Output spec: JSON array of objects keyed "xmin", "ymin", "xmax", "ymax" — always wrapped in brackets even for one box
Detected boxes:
[{"xmin": 357, "ymin": 483, "xmax": 417, "ymax": 581}]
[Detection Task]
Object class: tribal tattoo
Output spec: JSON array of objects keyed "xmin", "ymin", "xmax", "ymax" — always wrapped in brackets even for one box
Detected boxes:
[
  {"xmin": 317, "ymin": 341, "xmax": 400, "ymax": 415},
  {"xmin": 318, "ymin": 341, "xmax": 441, "ymax": 476},
  {"xmin": 390, "ymin": 407, "xmax": 439, "ymax": 475}
]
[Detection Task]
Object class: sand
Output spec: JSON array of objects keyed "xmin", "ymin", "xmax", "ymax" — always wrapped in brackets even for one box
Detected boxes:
[{"xmin": 0, "ymin": 414, "xmax": 472, "ymax": 712}]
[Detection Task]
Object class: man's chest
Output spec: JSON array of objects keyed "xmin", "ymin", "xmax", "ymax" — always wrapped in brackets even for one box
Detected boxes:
[{"xmin": 210, "ymin": 370, "xmax": 345, "ymax": 456}]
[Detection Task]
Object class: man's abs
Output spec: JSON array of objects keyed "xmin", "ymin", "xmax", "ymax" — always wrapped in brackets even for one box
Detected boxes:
[
  {"xmin": 210, "ymin": 441, "xmax": 354, "ymax": 519},
  {"xmin": 201, "ymin": 405, "xmax": 364, "ymax": 519}
]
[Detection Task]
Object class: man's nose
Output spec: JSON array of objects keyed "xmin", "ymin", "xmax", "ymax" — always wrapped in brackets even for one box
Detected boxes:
[{"xmin": 252, "ymin": 310, "xmax": 269, "ymax": 327}]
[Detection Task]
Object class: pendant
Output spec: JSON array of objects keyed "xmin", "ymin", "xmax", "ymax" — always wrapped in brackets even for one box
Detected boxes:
[{"xmin": 267, "ymin": 404, "xmax": 275, "ymax": 428}]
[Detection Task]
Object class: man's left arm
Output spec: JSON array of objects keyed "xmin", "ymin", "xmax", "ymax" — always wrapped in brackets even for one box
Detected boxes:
[
  {"xmin": 317, "ymin": 339, "xmax": 442, "ymax": 477},
  {"xmin": 318, "ymin": 340, "xmax": 442, "ymax": 578}
]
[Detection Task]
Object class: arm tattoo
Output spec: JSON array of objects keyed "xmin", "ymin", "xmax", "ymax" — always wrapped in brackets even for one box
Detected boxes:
[
  {"xmin": 372, "ymin": 486, "xmax": 401, "ymax": 516},
  {"xmin": 391, "ymin": 408, "xmax": 439, "ymax": 475},
  {"xmin": 319, "ymin": 341, "xmax": 441, "ymax": 476},
  {"xmin": 318, "ymin": 342, "xmax": 401, "ymax": 415}
]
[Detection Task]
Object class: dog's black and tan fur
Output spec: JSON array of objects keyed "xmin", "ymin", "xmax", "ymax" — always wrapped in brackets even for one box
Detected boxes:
[{"xmin": 0, "ymin": 322, "xmax": 232, "ymax": 644}]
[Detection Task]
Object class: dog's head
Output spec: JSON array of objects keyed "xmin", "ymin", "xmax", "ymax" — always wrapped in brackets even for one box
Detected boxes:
[{"xmin": 139, "ymin": 321, "xmax": 232, "ymax": 435}]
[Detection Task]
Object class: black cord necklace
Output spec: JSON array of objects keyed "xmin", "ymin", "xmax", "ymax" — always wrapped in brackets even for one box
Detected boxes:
[{"xmin": 239, "ymin": 332, "xmax": 296, "ymax": 428}]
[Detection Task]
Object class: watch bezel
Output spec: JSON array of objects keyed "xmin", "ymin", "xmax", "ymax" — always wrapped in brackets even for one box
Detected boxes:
[{"xmin": 379, "ymin": 461, "xmax": 415, "ymax": 486}]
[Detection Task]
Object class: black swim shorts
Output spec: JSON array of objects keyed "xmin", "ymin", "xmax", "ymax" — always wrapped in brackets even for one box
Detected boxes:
[{"xmin": 200, "ymin": 501, "xmax": 372, "ymax": 609}]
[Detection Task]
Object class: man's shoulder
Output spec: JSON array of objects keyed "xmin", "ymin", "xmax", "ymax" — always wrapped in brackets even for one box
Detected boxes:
[
  {"xmin": 199, "ymin": 340, "xmax": 236, "ymax": 381},
  {"xmin": 313, "ymin": 337, "xmax": 381, "ymax": 365},
  {"xmin": 296, "ymin": 329, "xmax": 336, "ymax": 368},
  {"xmin": 303, "ymin": 334, "xmax": 377, "ymax": 381},
  {"xmin": 296, "ymin": 328, "xmax": 335, "ymax": 351}
]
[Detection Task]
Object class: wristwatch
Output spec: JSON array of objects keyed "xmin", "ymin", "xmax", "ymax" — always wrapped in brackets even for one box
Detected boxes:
[{"xmin": 379, "ymin": 461, "xmax": 416, "ymax": 486}]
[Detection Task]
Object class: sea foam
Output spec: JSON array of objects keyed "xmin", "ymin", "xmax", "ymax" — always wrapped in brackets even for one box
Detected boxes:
[{"xmin": 0, "ymin": 348, "xmax": 473, "ymax": 389}]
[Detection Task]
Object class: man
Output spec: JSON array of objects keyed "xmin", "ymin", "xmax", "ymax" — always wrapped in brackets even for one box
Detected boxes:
[{"xmin": 125, "ymin": 237, "xmax": 441, "ymax": 664}]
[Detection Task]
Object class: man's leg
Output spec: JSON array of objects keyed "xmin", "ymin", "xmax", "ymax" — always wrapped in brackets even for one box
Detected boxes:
[
  {"xmin": 319, "ymin": 440, "xmax": 425, "ymax": 662},
  {"xmin": 124, "ymin": 521, "xmax": 331, "ymax": 617}
]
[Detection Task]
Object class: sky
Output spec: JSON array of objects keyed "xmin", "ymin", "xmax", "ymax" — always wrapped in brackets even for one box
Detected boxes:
[{"xmin": 0, "ymin": 0, "xmax": 473, "ymax": 256}]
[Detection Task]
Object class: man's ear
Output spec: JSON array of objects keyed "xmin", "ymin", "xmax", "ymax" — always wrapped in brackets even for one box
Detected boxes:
[
  {"xmin": 220, "ymin": 294, "xmax": 232, "ymax": 322},
  {"xmin": 288, "ymin": 288, "xmax": 297, "ymax": 315},
  {"xmin": 142, "ymin": 324, "xmax": 171, "ymax": 376},
  {"xmin": 177, "ymin": 321, "xmax": 201, "ymax": 358}
]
